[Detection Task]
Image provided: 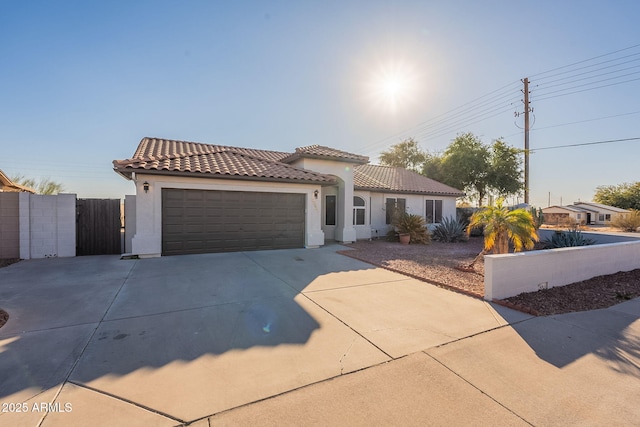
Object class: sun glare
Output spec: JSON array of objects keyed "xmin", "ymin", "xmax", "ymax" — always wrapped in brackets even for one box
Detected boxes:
[{"xmin": 368, "ymin": 61, "xmax": 418, "ymax": 114}]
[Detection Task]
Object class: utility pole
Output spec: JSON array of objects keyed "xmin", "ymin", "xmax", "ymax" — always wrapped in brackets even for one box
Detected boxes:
[{"xmin": 523, "ymin": 77, "xmax": 531, "ymax": 205}]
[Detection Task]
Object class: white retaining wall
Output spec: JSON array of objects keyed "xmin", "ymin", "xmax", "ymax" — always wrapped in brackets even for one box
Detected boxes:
[
  {"xmin": 19, "ymin": 192, "xmax": 76, "ymax": 259},
  {"xmin": 485, "ymin": 240, "xmax": 640, "ymax": 300}
]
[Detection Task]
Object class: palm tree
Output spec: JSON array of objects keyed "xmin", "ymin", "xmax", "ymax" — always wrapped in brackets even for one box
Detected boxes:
[
  {"xmin": 462, "ymin": 199, "xmax": 538, "ymax": 271},
  {"xmin": 469, "ymin": 198, "xmax": 539, "ymax": 254}
]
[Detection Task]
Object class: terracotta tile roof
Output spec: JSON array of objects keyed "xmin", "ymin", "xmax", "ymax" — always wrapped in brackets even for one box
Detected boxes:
[
  {"xmin": 132, "ymin": 137, "xmax": 290, "ymax": 162},
  {"xmin": 113, "ymin": 137, "xmax": 336, "ymax": 184},
  {"xmin": 280, "ymin": 145, "xmax": 369, "ymax": 164},
  {"xmin": 354, "ymin": 164, "xmax": 464, "ymax": 196}
]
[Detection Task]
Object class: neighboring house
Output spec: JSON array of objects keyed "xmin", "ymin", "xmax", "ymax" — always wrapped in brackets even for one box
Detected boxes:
[
  {"xmin": 572, "ymin": 201, "xmax": 630, "ymax": 224},
  {"xmin": 113, "ymin": 137, "xmax": 463, "ymax": 257},
  {"xmin": 0, "ymin": 169, "xmax": 36, "ymax": 193},
  {"xmin": 542, "ymin": 202, "xmax": 630, "ymax": 226}
]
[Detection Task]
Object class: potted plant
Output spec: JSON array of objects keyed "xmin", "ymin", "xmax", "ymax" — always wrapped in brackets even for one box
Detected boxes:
[{"xmin": 395, "ymin": 213, "xmax": 431, "ymax": 245}]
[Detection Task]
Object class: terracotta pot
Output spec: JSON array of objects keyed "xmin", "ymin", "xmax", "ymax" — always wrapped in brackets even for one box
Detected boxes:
[{"xmin": 399, "ymin": 233, "xmax": 410, "ymax": 245}]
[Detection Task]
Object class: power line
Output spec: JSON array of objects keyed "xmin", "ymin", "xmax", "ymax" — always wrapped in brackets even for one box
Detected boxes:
[
  {"xmin": 532, "ymin": 76, "xmax": 640, "ymax": 102},
  {"xmin": 533, "ymin": 52, "xmax": 640, "ymax": 85},
  {"xmin": 503, "ymin": 110, "xmax": 640, "ymax": 138},
  {"xmin": 533, "ymin": 63, "xmax": 640, "ymax": 92},
  {"xmin": 531, "ymin": 137, "xmax": 640, "ymax": 152},
  {"xmin": 362, "ymin": 44, "xmax": 640, "ymax": 156},
  {"xmin": 529, "ymin": 43, "xmax": 640, "ymax": 79},
  {"xmin": 355, "ymin": 80, "xmax": 521, "ymax": 152},
  {"xmin": 417, "ymin": 103, "xmax": 518, "ymax": 142}
]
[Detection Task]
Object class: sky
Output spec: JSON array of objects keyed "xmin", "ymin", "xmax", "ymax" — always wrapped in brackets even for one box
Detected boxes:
[{"xmin": 1, "ymin": 0, "xmax": 639, "ymax": 209}]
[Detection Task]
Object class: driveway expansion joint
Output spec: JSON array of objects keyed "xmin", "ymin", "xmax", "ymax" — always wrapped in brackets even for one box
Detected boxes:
[
  {"xmin": 37, "ymin": 260, "xmax": 141, "ymax": 427},
  {"xmin": 424, "ymin": 352, "xmax": 535, "ymax": 426},
  {"xmin": 66, "ymin": 381, "xmax": 184, "ymax": 424}
]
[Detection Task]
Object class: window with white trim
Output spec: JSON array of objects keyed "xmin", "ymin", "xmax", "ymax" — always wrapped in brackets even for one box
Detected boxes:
[
  {"xmin": 385, "ymin": 198, "xmax": 406, "ymax": 224},
  {"xmin": 353, "ymin": 196, "xmax": 366, "ymax": 225},
  {"xmin": 426, "ymin": 199, "xmax": 443, "ymax": 223}
]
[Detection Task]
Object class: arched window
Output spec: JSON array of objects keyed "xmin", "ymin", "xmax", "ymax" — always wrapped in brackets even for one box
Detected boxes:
[{"xmin": 353, "ymin": 196, "xmax": 366, "ymax": 225}]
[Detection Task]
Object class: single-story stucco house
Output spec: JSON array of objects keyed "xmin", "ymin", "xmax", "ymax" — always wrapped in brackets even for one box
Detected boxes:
[
  {"xmin": 113, "ymin": 137, "xmax": 464, "ymax": 257},
  {"xmin": 542, "ymin": 201, "xmax": 630, "ymax": 226}
]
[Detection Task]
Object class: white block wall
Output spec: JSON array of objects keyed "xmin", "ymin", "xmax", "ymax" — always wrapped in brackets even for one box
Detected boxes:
[
  {"xmin": 19, "ymin": 192, "xmax": 76, "ymax": 259},
  {"xmin": 485, "ymin": 240, "xmax": 640, "ymax": 300}
]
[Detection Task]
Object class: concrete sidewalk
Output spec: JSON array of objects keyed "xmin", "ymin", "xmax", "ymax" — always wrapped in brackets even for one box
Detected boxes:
[{"xmin": 0, "ymin": 247, "xmax": 638, "ymax": 426}]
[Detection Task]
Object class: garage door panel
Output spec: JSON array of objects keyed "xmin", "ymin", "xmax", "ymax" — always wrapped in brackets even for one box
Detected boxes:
[{"xmin": 162, "ymin": 188, "xmax": 305, "ymax": 255}]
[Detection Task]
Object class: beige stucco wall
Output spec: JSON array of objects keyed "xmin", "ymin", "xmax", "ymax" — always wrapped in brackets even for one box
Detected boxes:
[{"xmin": 130, "ymin": 173, "xmax": 323, "ymax": 257}]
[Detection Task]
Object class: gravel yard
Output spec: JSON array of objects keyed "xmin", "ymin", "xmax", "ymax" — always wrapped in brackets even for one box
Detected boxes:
[
  {"xmin": 339, "ymin": 238, "xmax": 486, "ymax": 298},
  {"xmin": 339, "ymin": 238, "xmax": 640, "ymax": 316}
]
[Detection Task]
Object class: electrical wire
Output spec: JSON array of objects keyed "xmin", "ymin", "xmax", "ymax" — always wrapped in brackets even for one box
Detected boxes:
[
  {"xmin": 503, "ymin": 110, "xmax": 640, "ymax": 138},
  {"xmin": 533, "ymin": 63, "xmax": 640, "ymax": 92},
  {"xmin": 532, "ymin": 76, "xmax": 640, "ymax": 102},
  {"xmin": 362, "ymin": 44, "xmax": 640, "ymax": 156},
  {"xmin": 529, "ymin": 43, "xmax": 640, "ymax": 79},
  {"xmin": 354, "ymin": 80, "xmax": 521, "ymax": 152},
  {"xmin": 531, "ymin": 137, "xmax": 640, "ymax": 152}
]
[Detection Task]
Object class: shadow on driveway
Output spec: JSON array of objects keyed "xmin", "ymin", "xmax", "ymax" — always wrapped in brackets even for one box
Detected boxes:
[{"xmin": 0, "ymin": 247, "xmax": 384, "ymax": 409}]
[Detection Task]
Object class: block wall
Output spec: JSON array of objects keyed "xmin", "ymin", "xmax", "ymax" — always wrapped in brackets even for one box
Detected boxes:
[
  {"xmin": 19, "ymin": 193, "xmax": 76, "ymax": 259},
  {"xmin": 0, "ymin": 192, "xmax": 20, "ymax": 258}
]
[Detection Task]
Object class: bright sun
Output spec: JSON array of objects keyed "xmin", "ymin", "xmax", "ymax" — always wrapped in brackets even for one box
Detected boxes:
[{"xmin": 368, "ymin": 61, "xmax": 418, "ymax": 113}]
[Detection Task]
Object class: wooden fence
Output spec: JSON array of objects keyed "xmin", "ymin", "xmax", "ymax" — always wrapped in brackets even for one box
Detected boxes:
[{"xmin": 76, "ymin": 199, "xmax": 122, "ymax": 256}]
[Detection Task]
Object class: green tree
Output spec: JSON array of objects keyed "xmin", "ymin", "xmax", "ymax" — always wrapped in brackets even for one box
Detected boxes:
[
  {"xmin": 421, "ymin": 151, "xmax": 447, "ymax": 182},
  {"xmin": 593, "ymin": 182, "xmax": 640, "ymax": 210},
  {"xmin": 11, "ymin": 175, "xmax": 65, "ymax": 195},
  {"xmin": 468, "ymin": 198, "xmax": 538, "ymax": 254},
  {"xmin": 441, "ymin": 132, "xmax": 490, "ymax": 205},
  {"xmin": 488, "ymin": 139, "xmax": 523, "ymax": 197},
  {"xmin": 379, "ymin": 138, "xmax": 426, "ymax": 172}
]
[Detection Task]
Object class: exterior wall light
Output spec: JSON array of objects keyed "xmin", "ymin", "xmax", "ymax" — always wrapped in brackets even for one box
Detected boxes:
[
  {"xmin": 314, "ymin": 189, "xmax": 319, "ymax": 199},
  {"xmin": 143, "ymin": 181, "xmax": 150, "ymax": 193}
]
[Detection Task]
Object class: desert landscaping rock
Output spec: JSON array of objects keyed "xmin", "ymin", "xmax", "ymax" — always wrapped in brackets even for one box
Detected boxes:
[{"xmin": 340, "ymin": 237, "xmax": 640, "ymax": 316}]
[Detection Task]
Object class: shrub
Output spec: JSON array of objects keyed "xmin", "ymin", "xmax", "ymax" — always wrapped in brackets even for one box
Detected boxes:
[
  {"xmin": 432, "ymin": 216, "xmax": 468, "ymax": 243},
  {"xmin": 610, "ymin": 210, "xmax": 640, "ymax": 232},
  {"xmin": 543, "ymin": 228, "xmax": 595, "ymax": 249},
  {"xmin": 388, "ymin": 213, "xmax": 431, "ymax": 244}
]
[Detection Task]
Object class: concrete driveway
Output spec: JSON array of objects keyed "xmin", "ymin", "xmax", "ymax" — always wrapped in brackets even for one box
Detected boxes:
[{"xmin": 1, "ymin": 246, "xmax": 639, "ymax": 426}]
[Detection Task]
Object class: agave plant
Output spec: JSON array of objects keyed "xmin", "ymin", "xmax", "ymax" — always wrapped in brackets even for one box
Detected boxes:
[
  {"xmin": 432, "ymin": 216, "xmax": 468, "ymax": 243},
  {"xmin": 543, "ymin": 228, "xmax": 595, "ymax": 248}
]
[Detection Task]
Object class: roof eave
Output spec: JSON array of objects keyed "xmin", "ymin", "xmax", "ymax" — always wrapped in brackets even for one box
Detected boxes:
[
  {"xmin": 354, "ymin": 186, "xmax": 464, "ymax": 197},
  {"xmin": 281, "ymin": 153, "xmax": 368, "ymax": 165},
  {"xmin": 114, "ymin": 167, "xmax": 337, "ymax": 185}
]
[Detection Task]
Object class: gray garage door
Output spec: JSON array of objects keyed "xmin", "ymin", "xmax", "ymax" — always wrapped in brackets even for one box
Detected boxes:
[{"xmin": 162, "ymin": 188, "xmax": 305, "ymax": 255}]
